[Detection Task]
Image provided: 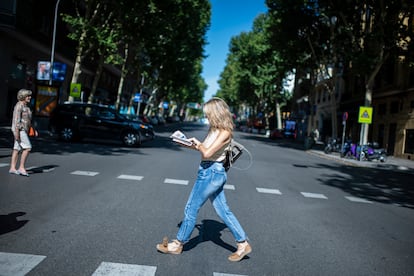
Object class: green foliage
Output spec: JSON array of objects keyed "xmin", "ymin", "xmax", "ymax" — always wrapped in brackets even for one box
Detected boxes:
[
  {"xmin": 217, "ymin": 13, "xmax": 292, "ymax": 114},
  {"xmin": 61, "ymin": 0, "xmax": 211, "ymax": 106}
]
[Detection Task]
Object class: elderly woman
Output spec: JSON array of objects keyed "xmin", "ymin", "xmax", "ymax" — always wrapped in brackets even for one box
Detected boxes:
[{"xmin": 9, "ymin": 89, "xmax": 35, "ymax": 177}]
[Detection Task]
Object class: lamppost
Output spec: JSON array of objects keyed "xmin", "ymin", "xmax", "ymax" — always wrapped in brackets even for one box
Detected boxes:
[{"xmin": 49, "ymin": 0, "xmax": 62, "ymax": 86}]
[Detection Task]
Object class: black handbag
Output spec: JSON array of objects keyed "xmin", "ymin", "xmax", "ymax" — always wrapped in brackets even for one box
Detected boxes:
[{"xmin": 223, "ymin": 139, "xmax": 244, "ymax": 171}]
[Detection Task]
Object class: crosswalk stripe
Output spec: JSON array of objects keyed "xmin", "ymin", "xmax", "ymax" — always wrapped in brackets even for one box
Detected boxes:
[
  {"xmin": 256, "ymin": 188, "xmax": 282, "ymax": 195},
  {"xmin": 164, "ymin": 178, "xmax": 189, "ymax": 185},
  {"xmin": 92, "ymin": 262, "xmax": 156, "ymax": 276},
  {"xmin": 0, "ymin": 163, "xmax": 9, "ymax": 168},
  {"xmin": 213, "ymin": 273, "xmax": 248, "ymax": 276},
  {"xmin": 301, "ymin": 192, "xmax": 328, "ymax": 199},
  {"xmin": 345, "ymin": 196, "xmax": 373, "ymax": 203},
  {"xmin": 70, "ymin": 170, "xmax": 99, "ymax": 176},
  {"xmin": 117, "ymin": 174, "xmax": 144, "ymax": 181},
  {"xmin": 224, "ymin": 184, "xmax": 235, "ymax": 190},
  {"xmin": 0, "ymin": 252, "xmax": 46, "ymax": 276}
]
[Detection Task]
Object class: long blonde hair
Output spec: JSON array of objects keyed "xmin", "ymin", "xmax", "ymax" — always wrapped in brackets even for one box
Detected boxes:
[{"xmin": 203, "ymin": 97, "xmax": 234, "ymax": 132}]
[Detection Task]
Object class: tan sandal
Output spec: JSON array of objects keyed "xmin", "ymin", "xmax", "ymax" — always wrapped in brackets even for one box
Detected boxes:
[
  {"xmin": 156, "ymin": 237, "xmax": 183, "ymax": 255},
  {"xmin": 228, "ymin": 241, "xmax": 252, "ymax": 262}
]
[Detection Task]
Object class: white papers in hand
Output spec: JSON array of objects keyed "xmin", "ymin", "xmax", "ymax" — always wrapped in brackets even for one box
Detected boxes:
[{"xmin": 170, "ymin": 130, "xmax": 193, "ymax": 146}]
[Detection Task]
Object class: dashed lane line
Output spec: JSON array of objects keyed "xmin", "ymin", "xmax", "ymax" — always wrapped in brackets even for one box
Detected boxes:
[
  {"xmin": 117, "ymin": 174, "xmax": 144, "ymax": 181},
  {"xmin": 3, "ymin": 167, "xmax": 377, "ymax": 205},
  {"xmin": 0, "ymin": 252, "xmax": 248, "ymax": 276},
  {"xmin": 0, "ymin": 252, "xmax": 46, "ymax": 276},
  {"xmin": 256, "ymin": 188, "xmax": 282, "ymax": 195},
  {"xmin": 224, "ymin": 184, "xmax": 235, "ymax": 190},
  {"xmin": 164, "ymin": 178, "xmax": 189, "ymax": 185},
  {"xmin": 345, "ymin": 196, "xmax": 373, "ymax": 204},
  {"xmin": 301, "ymin": 192, "xmax": 328, "ymax": 199},
  {"xmin": 70, "ymin": 170, "xmax": 99, "ymax": 176},
  {"xmin": 92, "ymin": 262, "xmax": 156, "ymax": 276},
  {"xmin": 214, "ymin": 273, "xmax": 248, "ymax": 276}
]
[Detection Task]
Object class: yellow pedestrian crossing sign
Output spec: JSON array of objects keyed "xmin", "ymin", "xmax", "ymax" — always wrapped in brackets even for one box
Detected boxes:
[
  {"xmin": 358, "ymin": 106, "xmax": 373, "ymax": 124},
  {"xmin": 70, "ymin": 83, "xmax": 81, "ymax": 98}
]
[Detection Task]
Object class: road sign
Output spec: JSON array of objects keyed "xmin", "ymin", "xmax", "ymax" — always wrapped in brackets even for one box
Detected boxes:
[
  {"xmin": 342, "ymin": 112, "xmax": 348, "ymax": 121},
  {"xmin": 358, "ymin": 106, "xmax": 373, "ymax": 124},
  {"xmin": 134, "ymin": 93, "xmax": 141, "ymax": 103},
  {"xmin": 70, "ymin": 83, "xmax": 81, "ymax": 98}
]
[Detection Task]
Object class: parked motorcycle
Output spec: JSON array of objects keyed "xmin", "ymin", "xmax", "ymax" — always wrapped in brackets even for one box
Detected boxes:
[
  {"xmin": 340, "ymin": 139, "xmax": 354, "ymax": 158},
  {"xmin": 342, "ymin": 141, "xmax": 387, "ymax": 162},
  {"xmin": 324, "ymin": 138, "xmax": 341, "ymax": 154},
  {"xmin": 360, "ymin": 143, "xmax": 387, "ymax": 162}
]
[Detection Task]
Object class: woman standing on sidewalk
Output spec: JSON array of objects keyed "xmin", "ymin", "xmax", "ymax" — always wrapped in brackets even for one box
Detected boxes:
[
  {"xmin": 156, "ymin": 97, "xmax": 252, "ymax": 262},
  {"xmin": 9, "ymin": 89, "xmax": 36, "ymax": 177}
]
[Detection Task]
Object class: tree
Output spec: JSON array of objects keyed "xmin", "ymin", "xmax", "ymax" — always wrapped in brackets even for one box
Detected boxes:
[
  {"xmin": 61, "ymin": 0, "xmax": 210, "ymax": 111},
  {"xmin": 217, "ymin": 13, "xmax": 292, "ymax": 129},
  {"xmin": 62, "ymin": 0, "xmax": 117, "ymax": 99}
]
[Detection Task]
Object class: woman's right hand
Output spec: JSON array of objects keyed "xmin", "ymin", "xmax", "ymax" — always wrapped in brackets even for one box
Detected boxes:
[{"xmin": 188, "ymin": 137, "xmax": 201, "ymax": 150}]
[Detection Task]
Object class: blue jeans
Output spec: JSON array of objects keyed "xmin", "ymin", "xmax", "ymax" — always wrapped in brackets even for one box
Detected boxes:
[{"xmin": 177, "ymin": 161, "xmax": 247, "ymax": 243}]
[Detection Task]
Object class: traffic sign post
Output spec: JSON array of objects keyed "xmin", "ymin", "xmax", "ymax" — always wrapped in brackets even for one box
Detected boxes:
[
  {"xmin": 358, "ymin": 106, "xmax": 373, "ymax": 161},
  {"xmin": 341, "ymin": 112, "xmax": 348, "ymax": 156},
  {"xmin": 358, "ymin": 106, "xmax": 373, "ymax": 124}
]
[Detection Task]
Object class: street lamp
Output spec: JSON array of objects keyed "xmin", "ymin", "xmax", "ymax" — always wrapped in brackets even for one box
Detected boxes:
[{"xmin": 49, "ymin": 0, "xmax": 62, "ymax": 86}]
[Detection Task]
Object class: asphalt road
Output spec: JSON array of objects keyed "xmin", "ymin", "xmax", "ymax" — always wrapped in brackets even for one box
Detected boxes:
[{"xmin": 0, "ymin": 122, "xmax": 413, "ymax": 276}]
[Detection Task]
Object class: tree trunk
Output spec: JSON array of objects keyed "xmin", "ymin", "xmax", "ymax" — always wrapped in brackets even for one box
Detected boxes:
[
  {"xmin": 69, "ymin": 30, "xmax": 87, "ymax": 102},
  {"xmin": 275, "ymin": 99, "xmax": 282, "ymax": 129},
  {"xmin": 115, "ymin": 43, "xmax": 129, "ymax": 111},
  {"xmin": 359, "ymin": 50, "xmax": 387, "ymax": 146},
  {"xmin": 88, "ymin": 54, "xmax": 104, "ymax": 103},
  {"xmin": 331, "ymin": 81, "xmax": 338, "ymax": 139}
]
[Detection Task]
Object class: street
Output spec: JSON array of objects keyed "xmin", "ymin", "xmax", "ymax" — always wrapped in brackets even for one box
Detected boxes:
[{"xmin": 1, "ymin": 122, "xmax": 413, "ymax": 276}]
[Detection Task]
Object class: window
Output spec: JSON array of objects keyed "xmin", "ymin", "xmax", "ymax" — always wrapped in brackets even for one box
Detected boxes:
[
  {"xmin": 405, "ymin": 129, "xmax": 414, "ymax": 154},
  {"xmin": 390, "ymin": 101, "xmax": 399, "ymax": 114},
  {"xmin": 378, "ymin": 103, "xmax": 386, "ymax": 115}
]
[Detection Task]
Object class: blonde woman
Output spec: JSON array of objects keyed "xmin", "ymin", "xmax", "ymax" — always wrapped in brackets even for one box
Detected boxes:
[
  {"xmin": 156, "ymin": 98, "xmax": 252, "ymax": 262},
  {"xmin": 9, "ymin": 89, "xmax": 35, "ymax": 177}
]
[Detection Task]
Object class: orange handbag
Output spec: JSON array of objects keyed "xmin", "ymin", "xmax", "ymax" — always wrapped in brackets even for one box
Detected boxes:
[{"xmin": 28, "ymin": 126, "xmax": 37, "ymax": 137}]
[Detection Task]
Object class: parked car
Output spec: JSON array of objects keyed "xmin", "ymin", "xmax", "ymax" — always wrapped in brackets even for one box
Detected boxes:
[
  {"xmin": 269, "ymin": 128, "xmax": 284, "ymax": 139},
  {"xmin": 49, "ymin": 102, "xmax": 155, "ymax": 146}
]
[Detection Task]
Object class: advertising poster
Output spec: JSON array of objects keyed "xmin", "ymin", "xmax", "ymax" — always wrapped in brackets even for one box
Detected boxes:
[
  {"xmin": 35, "ymin": 85, "xmax": 58, "ymax": 116},
  {"xmin": 37, "ymin": 61, "xmax": 51, "ymax": 81}
]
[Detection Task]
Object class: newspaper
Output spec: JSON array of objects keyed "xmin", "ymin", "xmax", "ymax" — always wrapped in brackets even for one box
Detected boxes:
[{"xmin": 170, "ymin": 130, "xmax": 193, "ymax": 146}]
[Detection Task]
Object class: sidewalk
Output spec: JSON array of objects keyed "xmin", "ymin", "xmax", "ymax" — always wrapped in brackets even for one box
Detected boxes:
[{"xmin": 306, "ymin": 144, "xmax": 414, "ymax": 174}]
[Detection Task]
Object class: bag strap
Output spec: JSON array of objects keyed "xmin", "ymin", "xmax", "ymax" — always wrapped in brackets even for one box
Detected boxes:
[{"xmin": 228, "ymin": 139, "xmax": 253, "ymax": 171}]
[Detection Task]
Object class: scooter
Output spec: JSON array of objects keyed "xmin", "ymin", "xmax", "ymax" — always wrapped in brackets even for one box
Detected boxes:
[
  {"xmin": 324, "ymin": 138, "xmax": 341, "ymax": 154},
  {"xmin": 360, "ymin": 143, "xmax": 387, "ymax": 162},
  {"xmin": 340, "ymin": 139, "xmax": 353, "ymax": 158}
]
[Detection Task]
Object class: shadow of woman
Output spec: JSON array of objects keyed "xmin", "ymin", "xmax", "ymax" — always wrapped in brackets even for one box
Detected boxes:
[
  {"xmin": 180, "ymin": 219, "xmax": 236, "ymax": 253},
  {"xmin": 0, "ymin": 212, "xmax": 28, "ymax": 235}
]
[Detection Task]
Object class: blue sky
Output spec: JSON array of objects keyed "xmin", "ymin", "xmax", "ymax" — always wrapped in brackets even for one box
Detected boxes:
[{"xmin": 202, "ymin": 0, "xmax": 268, "ymax": 102}]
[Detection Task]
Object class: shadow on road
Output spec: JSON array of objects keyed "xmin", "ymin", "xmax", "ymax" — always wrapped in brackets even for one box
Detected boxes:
[
  {"xmin": 0, "ymin": 212, "xmax": 29, "ymax": 235},
  {"xmin": 180, "ymin": 219, "xmax": 240, "ymax": 255}
]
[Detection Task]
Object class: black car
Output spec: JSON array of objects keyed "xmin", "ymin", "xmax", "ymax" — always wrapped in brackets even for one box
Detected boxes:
[{"xmin": 49, "ymin": 102, "xmax": 155, "ymax": 146}]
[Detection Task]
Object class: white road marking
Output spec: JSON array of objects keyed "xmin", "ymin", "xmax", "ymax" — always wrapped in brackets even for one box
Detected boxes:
[
  {"xmin": 224, "ymin": 184, "xmax": 235, "ymax": 190},
  {"xmin": 117, "ymin": 175, "xmax": 144, "ymax": 181},
  {"xmin": 345, "ymin": 196, "xmax": 373, "ymax": 204},
  {"xmin": 301, "ymin": 192, "xmax": 328, "ymax": 199},
  {"xmin": 0, "ymin": 252, "xmax": 46, "ymax": 276},
  {"xmin": 0, "ymin": 163, "xmax": 9, "ymax": 168},
  {"xmin": 70, "ymin": 170, "xmax": 99, "ymax": 176},
  {"xmin": 164, "ymin": 178, "xmax": 189, "ymax": 185},
  {"xmin": 92, "ymin": 262, "xmax": 156, "ymax": 276},
  {"xmin": 214, "ymin": 273, "xmax": 248, "ymax": 276},
  {"xmin": 256, "ymin": 188, "xmax": 282, "ymax": 195}
]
